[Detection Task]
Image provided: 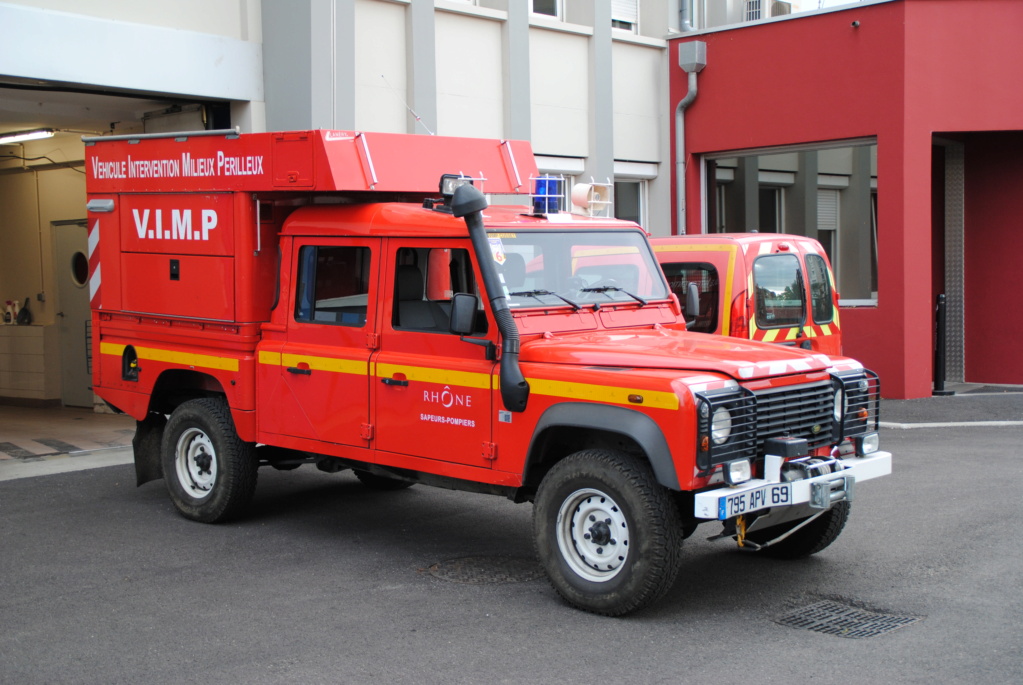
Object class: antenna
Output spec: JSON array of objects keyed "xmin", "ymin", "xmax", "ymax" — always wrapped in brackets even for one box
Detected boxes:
[{"xmin": 381, "ymin": 74, "xmax": 435, "ymax": 136}]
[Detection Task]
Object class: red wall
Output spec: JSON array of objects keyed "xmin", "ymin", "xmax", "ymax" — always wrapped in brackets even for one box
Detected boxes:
[{"xmin": 671, "ymin": 0, "xmax": 1023, "ymax": 398}]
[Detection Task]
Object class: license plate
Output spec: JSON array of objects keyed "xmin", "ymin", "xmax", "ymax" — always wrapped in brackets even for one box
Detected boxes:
[{"xmin": 719, "ymin": 482, "xmax": 792, "ymax": 519}]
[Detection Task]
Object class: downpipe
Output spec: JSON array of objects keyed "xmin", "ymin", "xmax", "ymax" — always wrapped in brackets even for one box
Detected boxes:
[{"xmin": 452, "ymin": 184, "xmax": 529, "ymax": 412}]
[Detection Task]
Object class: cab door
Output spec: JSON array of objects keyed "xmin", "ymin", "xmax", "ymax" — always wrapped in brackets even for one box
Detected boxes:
[
  {"xmin": 271, "ymin": 238, "xmax": 379, "ymax": 447},
  {"xmin": 372, "ymin": 240, "xmax": 496, "ymax": 469}
]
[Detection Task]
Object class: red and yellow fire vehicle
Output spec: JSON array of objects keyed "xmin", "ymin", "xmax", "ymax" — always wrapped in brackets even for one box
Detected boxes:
[
  {"xmin": 652, "ymin": 233, "xmax": 842, "ymax": 355},
  {"xmin": 85, "ymin": 129, "xmax": 889, "ymax": 616}
]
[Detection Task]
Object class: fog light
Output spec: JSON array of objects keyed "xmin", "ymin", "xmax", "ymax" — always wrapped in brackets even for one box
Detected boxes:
[
  {"xmin": 723, "ymin": 459, "xmax": 751, "ymax": 485},
  {"xmin": 855, "ymin": 433, "xmax": 880, "ymax": 455}
]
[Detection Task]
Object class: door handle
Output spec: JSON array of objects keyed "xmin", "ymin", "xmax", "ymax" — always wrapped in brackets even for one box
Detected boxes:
[
  {"xmin": 381, "ymin": 377, "xmax": 409, "ymax": 386},
  {"xmin": 287, "ymin": 366, "xmax": 312, "ymax": 375}
]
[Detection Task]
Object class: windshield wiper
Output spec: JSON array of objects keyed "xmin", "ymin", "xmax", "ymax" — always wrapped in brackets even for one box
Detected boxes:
[
  {"xmin": 580, "ymin": 286, "xmax": 648, "ymax": 307},
  {"xmin": 509, "ymin": 289, "xmax": 582, "ymax": 310}
]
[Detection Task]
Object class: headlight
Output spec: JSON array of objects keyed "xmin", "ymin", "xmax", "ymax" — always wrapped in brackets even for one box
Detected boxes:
[
  {"xmin": 711, "ymin": 406, "xmax": 732, "ymax": 445},
  {"xmin": 833, "ymin": 387, "xmax": 845, "ymax": 421}
]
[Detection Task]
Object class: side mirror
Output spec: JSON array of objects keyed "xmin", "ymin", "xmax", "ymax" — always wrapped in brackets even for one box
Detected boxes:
[
  {"xmin": 449, "ymin": 292, "xmax": 479, "ymax": 336},
  {"xmin": 685, "ymin": 282, "xmax": 700, "ymax": 330}
]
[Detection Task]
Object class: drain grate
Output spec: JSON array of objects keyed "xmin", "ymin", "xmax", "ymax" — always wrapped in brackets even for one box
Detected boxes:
[
  {"xmin": 427, "ymin": 556, "xmax": 544, "ymax": 585},
  {"xmin": 776, "ymin": 600, "xmax": 922, "ymax": 639}
]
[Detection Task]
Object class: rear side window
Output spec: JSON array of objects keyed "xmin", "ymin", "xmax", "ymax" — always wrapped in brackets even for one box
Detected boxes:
[
  {"xmin": 805, "ymin": 253, "xmax": 834, "ymax": 324},
  {"xmin": 294, "ymin": 245, "xmax": 371, "ymax": 327},
  {"xmin": 660, "ymin": 261, "xmax": 719, "ymax": 333},
  {"xmin": 753, "ymin": 254, "xmax": 804, "ymax": 328}
]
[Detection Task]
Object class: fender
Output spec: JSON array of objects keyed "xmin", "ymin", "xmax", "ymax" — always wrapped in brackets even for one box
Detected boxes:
[{"xmin": 525, "ymin": 402, "xmax": 679, "ymax": 490}]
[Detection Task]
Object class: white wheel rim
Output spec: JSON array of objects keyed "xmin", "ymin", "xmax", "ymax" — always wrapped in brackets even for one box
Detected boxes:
[
  {"xmin": 556, "ymin": 488, "xmax": 630, "ymax": 582},
  {"xmin": 174, "ymin": 427, "xmax": 217, "ymax": 500}
]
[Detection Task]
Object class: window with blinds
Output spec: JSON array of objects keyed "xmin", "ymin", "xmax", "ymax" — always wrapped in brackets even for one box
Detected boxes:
[
  {"xmin": 745, "ymin": 0, "xmax": 763, "ymax": 21},
  {"xmin": 612, "ymin": 0, "xmax": 638, "ymax": 31}
]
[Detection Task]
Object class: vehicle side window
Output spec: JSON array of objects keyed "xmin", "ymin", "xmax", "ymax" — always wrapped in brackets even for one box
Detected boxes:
[
  {"xmin": 752, "ymin": 254, "xmax": 804, "ymax": 328},
  {"xmin": 806, "ymin": 254, "xmax": 834, "ymax": 324},
  {"xmin": 659, "ymin": 261, "xmax": 719, "ymax": 334},
  {"xmin": 393, "ymin": 246, "xmax": 488, "ymax": 334},
  {"xmin": 294, "ymin": 245, "xmax": 370, "ymax": 327}
]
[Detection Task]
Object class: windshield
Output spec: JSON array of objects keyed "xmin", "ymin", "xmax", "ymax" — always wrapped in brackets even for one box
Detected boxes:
[{"xmin": 486, "ymin": 229, "xmax": 670, "ymax": 309}]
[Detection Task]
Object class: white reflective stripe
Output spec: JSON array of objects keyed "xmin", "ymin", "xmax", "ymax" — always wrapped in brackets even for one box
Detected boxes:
[
  {"xmin": 89, "ymin": 263, "xmax": 101, "ymax": 302},
  {"xmin": 88, "ymin": 220, "xmax": 100, "ymax": 257}
]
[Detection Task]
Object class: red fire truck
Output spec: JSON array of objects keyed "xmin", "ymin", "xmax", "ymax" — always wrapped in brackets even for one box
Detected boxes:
[
  {"xmin": 85, "ymin": 129, "xmax": 890, "ymax": 616},
  {"xmin": 652, "ymin": 234, "xmax": 843, "ymax": 355}
]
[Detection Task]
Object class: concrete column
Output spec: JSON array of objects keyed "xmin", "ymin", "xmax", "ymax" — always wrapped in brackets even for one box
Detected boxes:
[
  {"xmin": 789, "ymin": 150, "xmax": 819, "ymax": 238},
  {"xmin": 840, "ymin": 146, "xmax": 873, "ymax": 299},
  {"xmin": 406, "ymin": 0, "xmax": 437, "ymax": 134},
  {"xmin": 261, "ymin": 0, "xmax": 355, "ymax": 131},
  {"xmin": 503, "ymin": 0, "xmax": 531, "ymax": 140},
  {"xmin": 734, "ymin": 156, "xmax": 759, "ymax": 232},
  {"xmin": 584, "ymin": 0, "xmax": 614, "ymax": 184}
]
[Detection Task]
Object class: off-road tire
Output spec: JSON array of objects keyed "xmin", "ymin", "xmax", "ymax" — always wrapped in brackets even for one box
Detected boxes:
[
  {"xmin": 161, "ymin": 398, "xmax": 258, "ymax": 523},
  {"xmin": 746, "ymin": 501, "xmax": 851, "ymax": 559},
  {"xmin": 354, "ymin": 470, "xmax": 415, "ymax": 491},
  {"xmin": 533, "ymin": 449, "xmax": 684, "ymax": 616}
]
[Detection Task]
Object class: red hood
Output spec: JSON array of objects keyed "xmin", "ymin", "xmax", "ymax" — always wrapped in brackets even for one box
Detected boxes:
[{"xmin": 519, "ymin": 328, "xmax": 831, "ymax": 381}]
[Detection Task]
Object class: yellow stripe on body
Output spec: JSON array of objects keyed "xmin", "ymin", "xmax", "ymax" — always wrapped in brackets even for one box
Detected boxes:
[
  {"xmin": 285, "ymin": 353, "xmax": 367, "ymax": 375},
  {"xmin": 100, "ymin": 341, "xmax": 239, "ymax": 372},
  {"xmin": 528, "ymin": 377, "xmax": 679, "ymax": 411},
  {"xmin": 374, "ymin": 363, "xmax": 492, "ymax": 390},
  {"xmin": 258, "ymin": 350, "xmax": 281, "ymax": 365}
]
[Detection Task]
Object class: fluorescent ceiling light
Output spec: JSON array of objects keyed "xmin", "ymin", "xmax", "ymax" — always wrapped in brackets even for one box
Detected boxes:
[{"xmin": 0, "ymin": 128, "xmax": 57, "ymax": 145}]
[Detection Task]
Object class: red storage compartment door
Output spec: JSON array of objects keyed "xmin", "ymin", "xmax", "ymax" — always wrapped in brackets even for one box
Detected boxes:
[{"xmin": 120, "ymin": 252, "xmax": 235, "ymax": 321}]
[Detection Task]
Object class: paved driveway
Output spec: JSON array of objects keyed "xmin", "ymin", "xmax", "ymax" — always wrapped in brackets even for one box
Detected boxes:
[{"xmin": 1, "ymin": 420, "xmax": 1020, "ymax": 685}]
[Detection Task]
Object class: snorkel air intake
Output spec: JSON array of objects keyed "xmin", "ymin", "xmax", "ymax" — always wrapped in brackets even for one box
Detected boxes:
[{"xmin": 452, "ymin": 184, "xmax": 529, "ymax": 412}]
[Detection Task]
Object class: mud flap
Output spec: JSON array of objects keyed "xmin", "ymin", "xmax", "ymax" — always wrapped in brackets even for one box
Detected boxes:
[{"xmin": 132, "ymin": 413, "xmax": 167, "ymax": 486}]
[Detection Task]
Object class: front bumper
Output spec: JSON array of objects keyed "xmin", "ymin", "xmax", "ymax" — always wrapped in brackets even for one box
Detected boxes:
[{"xmin": 693, "ymin": 451, "xmax": 892, "ymax": 520}]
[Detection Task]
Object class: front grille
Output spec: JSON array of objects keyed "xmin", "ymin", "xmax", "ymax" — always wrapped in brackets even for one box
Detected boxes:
[
  {"xmin": 695, "ymin": 374, "xmax": 878, "ymax": 472},
  {"xmin": 753, "ymin": 380, "xmax": 836, "ymax": 452}
]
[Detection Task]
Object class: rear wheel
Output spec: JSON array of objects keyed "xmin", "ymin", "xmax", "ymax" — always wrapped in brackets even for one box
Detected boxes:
[
  {"xmin": 533, "ymin": 449, "xmax": 684, "ymax": 616},
  {"xmin": 746, "ymin": 501, "xmax": 851, "ymax": 559},
  {"xmin": 161, "ymin": 398, "xmax": 257, "ymax": 523}
]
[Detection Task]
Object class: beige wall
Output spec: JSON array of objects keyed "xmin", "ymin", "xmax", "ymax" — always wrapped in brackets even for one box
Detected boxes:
[
  {"xmin": 435, "ymin": 11, "xmax": 505, "ymax": 139},
  {"xmin": 354, "ymin": 0, "xmax": 409, "ymax": 134},
  {"xmin": 612, "ymin": 40, "xmax": 664, "ymax": 163},
  {"xmin": 529, "ymin": 27, "xmax": 590, "ymax": 157},
  {"xmin": 4, "ymin": 0, "xmax": 262, "ymax": 41}
]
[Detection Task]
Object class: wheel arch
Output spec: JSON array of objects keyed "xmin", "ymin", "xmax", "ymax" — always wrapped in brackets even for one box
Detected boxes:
[
  {"xmin": 147, "ymin": 368, "xmax": 228, "ymax": 415},
  {"xmin": 521, "ymin": 403, "xmax": 679, "ymax": 495}
]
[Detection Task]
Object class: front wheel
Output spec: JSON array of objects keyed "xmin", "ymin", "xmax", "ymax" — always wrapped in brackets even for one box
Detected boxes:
[
  {"xmin": 746, "ymin": 501, "xmax": 851, "ymax": 559},
  {"xmin": 161, "ymin": 398, "xmax": 258, "ymax": 523},
  {"xmin": 533, "ymin": 449, "xmax": 684, "ymax": 616}
]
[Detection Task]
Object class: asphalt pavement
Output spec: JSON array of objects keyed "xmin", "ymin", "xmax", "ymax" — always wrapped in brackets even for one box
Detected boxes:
[{"xmin": 0, "ymin": 387, "xmax": 1021, "ymax": 684}]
